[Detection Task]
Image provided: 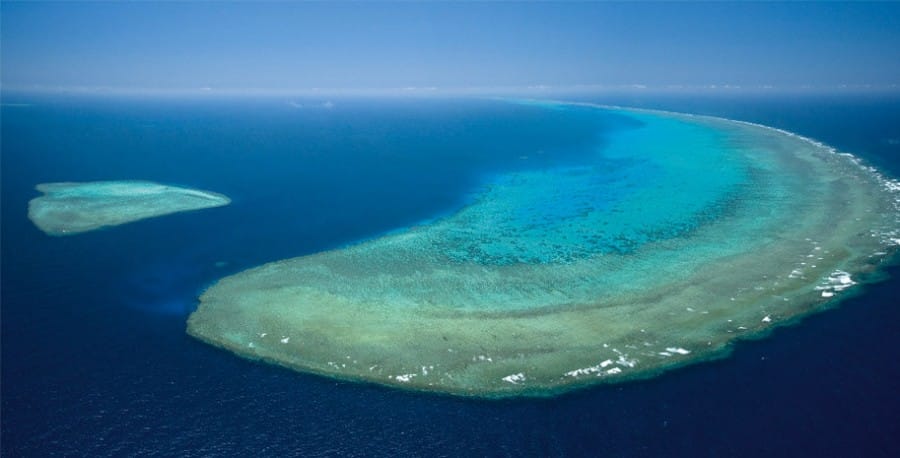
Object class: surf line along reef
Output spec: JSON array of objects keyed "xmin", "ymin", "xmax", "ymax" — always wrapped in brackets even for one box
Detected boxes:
[
  {"xmin": 28, "ymin": 181, "xmax": 231, "ymax": 236},
  {"xmin": 188, "ymin": 101, "xmax": 900, "ymax": 398}
]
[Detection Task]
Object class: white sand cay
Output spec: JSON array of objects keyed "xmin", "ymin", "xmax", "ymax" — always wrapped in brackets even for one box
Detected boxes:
[{"xmin": 28, "ymin": 180, "xmax": 231, "ymax": 236}]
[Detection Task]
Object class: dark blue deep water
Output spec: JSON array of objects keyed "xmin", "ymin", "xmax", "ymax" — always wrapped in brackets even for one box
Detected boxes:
[{"xmin": 2, "ymin": 93, "xmax": 899, "ymax": 457}]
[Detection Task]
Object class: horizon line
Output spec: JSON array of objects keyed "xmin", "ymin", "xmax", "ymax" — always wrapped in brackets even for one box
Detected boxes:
[{"xmin": 3, "ymin": 83, "xmax": 900, "ymax": 98}]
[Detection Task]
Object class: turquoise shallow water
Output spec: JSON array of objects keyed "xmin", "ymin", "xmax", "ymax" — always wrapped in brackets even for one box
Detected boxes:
[{"xmin": 436, "ymin": 107, "xmax": 747, "ymax": 264}]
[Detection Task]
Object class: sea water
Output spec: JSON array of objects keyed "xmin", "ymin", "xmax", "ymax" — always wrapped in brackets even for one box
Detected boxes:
[{"xmin": 2, "ymin": 93, "xmax": 899, "ymax": 456}]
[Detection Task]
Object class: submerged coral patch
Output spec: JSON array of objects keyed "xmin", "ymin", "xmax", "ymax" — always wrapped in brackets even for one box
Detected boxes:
[
  {"xmin": 188, "ymin": 103, "xmax": 899, "ymax": 398},
  {"xmin": 28, "ymin": 180, "xmax": 230, "ymax": 236}
]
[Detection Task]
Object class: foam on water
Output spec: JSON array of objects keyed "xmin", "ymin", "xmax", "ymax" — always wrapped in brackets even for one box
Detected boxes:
[{"xmin": 187, "ymin": 101, "xmax": 900, "ymax": 398}]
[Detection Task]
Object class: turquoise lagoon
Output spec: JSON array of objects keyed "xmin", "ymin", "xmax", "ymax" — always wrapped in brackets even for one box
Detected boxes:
[{"xmin": 188, "ymin": 101, "xmax": 900, "ymax": 397}]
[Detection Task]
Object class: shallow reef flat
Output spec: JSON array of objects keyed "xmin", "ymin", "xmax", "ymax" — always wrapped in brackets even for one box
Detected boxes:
[
  {"xmin": 28, "ymin": 180, "xmax": 230, "ymax": 236},
  {"xmin": 188, "ymin": 102, "xmax": 900, "ymax": 398}
]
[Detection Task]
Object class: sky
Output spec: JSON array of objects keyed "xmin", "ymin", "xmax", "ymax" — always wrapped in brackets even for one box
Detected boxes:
[{"xmin": 1, "ymin": 2, "xmax": 899, "ymax": 94}]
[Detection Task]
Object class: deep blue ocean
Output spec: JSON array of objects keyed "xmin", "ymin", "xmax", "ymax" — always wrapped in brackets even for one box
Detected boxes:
[{"xmin": 2, "ymin": 93, "xmax": 899, "ymax": 457}]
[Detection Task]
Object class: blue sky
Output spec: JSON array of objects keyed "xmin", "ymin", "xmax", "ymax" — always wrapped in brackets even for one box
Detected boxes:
[{"xmin": 2, "ymin": 2, "xmax": 898, "ymax": 94}]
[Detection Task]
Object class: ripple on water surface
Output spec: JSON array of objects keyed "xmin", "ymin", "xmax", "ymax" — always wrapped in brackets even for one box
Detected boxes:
[{"xmin": 187, "ymin": 101, "xmax": 900, "ymax": 398}]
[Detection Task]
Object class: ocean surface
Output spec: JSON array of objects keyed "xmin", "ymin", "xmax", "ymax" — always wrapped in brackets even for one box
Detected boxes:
[{"xmin": 2, "ymin": 93, "xmax": 899, "ymax": 457}]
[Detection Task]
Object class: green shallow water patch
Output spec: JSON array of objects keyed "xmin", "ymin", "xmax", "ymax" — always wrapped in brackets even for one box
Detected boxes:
[
  {"xmin": 28, "ymin": 180, "xmax": 231, "ymax": 236},
  {"xmin": 187, "ymin": 103, "xmax": 900, "ymax": 398}
]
